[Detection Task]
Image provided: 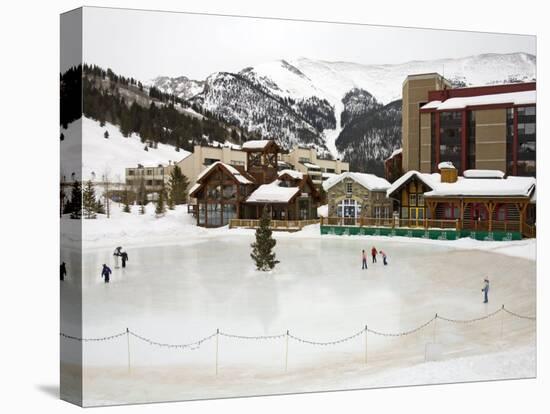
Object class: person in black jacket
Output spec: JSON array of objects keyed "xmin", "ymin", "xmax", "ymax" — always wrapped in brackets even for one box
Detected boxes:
[
  {"xmin": 60, "ymin": 262, "xmax": 67, "ymax": 281},
  {"xmin": 121, "ymin": 251, "xmax": 129, "ymax": 268},
  {"xmin": 101, "ymin": 264, "xmax": 112, "ymax": 283}
]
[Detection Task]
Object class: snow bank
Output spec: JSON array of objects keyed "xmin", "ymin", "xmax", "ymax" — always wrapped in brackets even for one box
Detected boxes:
[{"xmin": 61, "ymin": 117, "xmax": 190, "ymax": 182}]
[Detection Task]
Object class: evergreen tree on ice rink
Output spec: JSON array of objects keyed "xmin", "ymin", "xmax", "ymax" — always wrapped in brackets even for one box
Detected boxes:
[
  {"xmin": 250, "ymin": 207, "xmax": 280, "ymax": 271},
  {"xmin": 82, "ymin": 180, "xmax": 98, "ymax": 219}
]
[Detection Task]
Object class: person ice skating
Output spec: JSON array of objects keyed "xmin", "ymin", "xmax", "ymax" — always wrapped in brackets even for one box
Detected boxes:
[
  {"xmin": 121, "ymin": 250, "xmax": 129, "ymax": 268},
  {"xmin": 481, "ymin": 278, "xmax": 490, "ymax": 303},
  {"xmin": 362, "ymin": 250, "xmax": 368, "ymax": 270},
  {"xmin": 60, "ymin": 262, "xmax": 67, "ymax": 281},
  {"xmin": 371, "ymin": 246, "xmax": 378, "ymax": 263},
  {"xmin": 380, "ymin": 250, "xmax": 388, "ymax": 266},
  {"xmin": 113, "ymin": 246, "xmax": 123, "ymax": 268},
  {"xmin": 101, "ymin": 264, "xmax": 112, "ymax": 283}
]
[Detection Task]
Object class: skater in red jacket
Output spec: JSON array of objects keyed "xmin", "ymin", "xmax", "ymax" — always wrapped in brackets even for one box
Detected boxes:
[{"xmin": 371, "ymin": 246, "xmax": 378, "ymax": 263}]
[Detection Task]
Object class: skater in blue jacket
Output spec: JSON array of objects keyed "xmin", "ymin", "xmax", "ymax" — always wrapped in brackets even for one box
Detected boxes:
[{"xmin": 101, "ymin": 264, "xmax": 112, "ymax": 283}]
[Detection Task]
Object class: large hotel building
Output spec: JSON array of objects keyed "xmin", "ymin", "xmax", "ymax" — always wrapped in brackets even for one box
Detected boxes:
[{"xmin": 402, "ymin": 73, "xmax": 536, "ymax": 176}]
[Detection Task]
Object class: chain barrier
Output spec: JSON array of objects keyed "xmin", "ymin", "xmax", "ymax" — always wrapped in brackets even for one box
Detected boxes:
[
  {"xmin": 59, "ymin": 306, "xmax": 535, "ymax": 345},
  {"xmin": 219, "ymin": 332, "xmax": 286, "ymax": 340},
  {"xmin": 128, "ymin": 330, "xmax": 217, "ymax": 350},
  {"xmin": 288, "ymin": 328, "xmax": 365, "ymax": 346},
  {"xmin": 503, "ymin": 307, "xmax": 536, "ymax": 321},
  {"xmin": 367, "ymin": 315, "xmax": 437, "ymax": 337},
  {"xmin": 437, "ymin": 307, "xmax": 504, "ymax": 324},
  {"xmin": 60, "ymin": 331, "xmax": 127, "ymax": 342}
]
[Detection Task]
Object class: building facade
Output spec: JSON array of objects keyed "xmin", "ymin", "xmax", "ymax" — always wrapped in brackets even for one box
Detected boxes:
[
  {"xmin": 189, "ymin": 141, "xmax": 321, "ymax": 227},
  {"xmin": 125, "ymin": 164, "xmax": 174, "ymax": 192},
  {"xmin": 402, "ymin": 73, "xmax": 536, "ymax": 176},
  {"xmin": 324, "ymin": 172, "xmax": 392, "ymax": 223},
  {"xmin": 280, "ymin": 146, "xmax": 349, "ymax": 187}
]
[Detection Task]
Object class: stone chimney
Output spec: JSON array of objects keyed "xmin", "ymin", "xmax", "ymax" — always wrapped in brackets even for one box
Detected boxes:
[{"xmin": 439, "ymin": 162, "xmax": 458, "ymax": 183}]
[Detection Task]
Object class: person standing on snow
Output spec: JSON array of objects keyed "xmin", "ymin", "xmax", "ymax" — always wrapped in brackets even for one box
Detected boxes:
[
  {"xmin": 481, "ymin": 278, "xmax": 490, "ymax": 303},
  {"xmin": 101, "ymin": 264, "xmax": 112, "ymax": 283},
  {"xmin": 362, "ymin": 250, "xmax": 368, "ymax": 270},
  {"xmin": 60, "ymin": 262, "xmax": 67, "ymax": 281},
  {"xmin": 371, "ymin": 246, "xmax": 378, "ymax": 263},
  {"xmin": 380, "ymin": 250, "xmax": 388, "ymax": 266},
  {"xmin": 121, "ymin": 250, "xmax": 129, "ymax": 268},
  {"xmin": 113, "ymin": 246, "xmax": 123, "ymax": 268}
]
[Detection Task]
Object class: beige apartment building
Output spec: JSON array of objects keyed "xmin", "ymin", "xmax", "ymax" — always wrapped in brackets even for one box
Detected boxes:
[
  {"xmin": 280, "ymin": 146, "xmax": 349, "ymax": 187},
  {"xmin": 125, "ymin": 164, "xmax": 174, "ymax": 192},
  {"xmin": 402, "ymin": 73, "xmax": 536, "ymax": 177}
]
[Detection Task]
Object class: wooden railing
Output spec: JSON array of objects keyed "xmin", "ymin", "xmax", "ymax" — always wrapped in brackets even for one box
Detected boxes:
[
  {"xmin": 229, "ymin": 219, "xmax": 319, "ymax": 231},
  {"xmin": 320, "ymin": 217, "xmax": 528, "ymax": 234},
  {"xmin": 523, "ymin": 223, "xmax": 536, "ymax": 238}
]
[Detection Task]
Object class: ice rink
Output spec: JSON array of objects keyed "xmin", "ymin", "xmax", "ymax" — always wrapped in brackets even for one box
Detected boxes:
[{"xmin": 61, "ymin": 232, "xmax": 536, "ymax": 405}]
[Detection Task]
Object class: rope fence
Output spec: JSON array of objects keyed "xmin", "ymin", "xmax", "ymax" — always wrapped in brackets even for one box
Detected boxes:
[{"xmin": 61, "ymin": 306, "xmax": 535, "ymax": 374}]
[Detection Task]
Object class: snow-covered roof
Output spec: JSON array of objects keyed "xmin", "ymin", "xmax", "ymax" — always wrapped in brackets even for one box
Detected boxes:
[
  {"xmin": 246, "ymin": 180, "xmax": 300, "ymax": 203},
  {"xmin": 278, "ymin": 169, "xmax": 303, "ymax": 180},
  {"xmin": 463, "ymin": 169, "xmax": 505, "ymax": 179},
  {"xmin": 188, "ymin": 183, "xmax": 201, "ymax": 195},
  {"xmin": 323, "ymin": 172, "xmax": 391, "ymax": 192},
  {"xmin": 387, "ymin": 148, "xmax": 402, "ymax": 160},
  {"xmin": 387, "ymin": 170, "xmax": 535, "ymax": 198},
  {"xmin": 242, "ymin": 140, "xmax": 272, "ymax": 150},
  {"xmin": 196, "ymin": 161, "xmax": 253, "ymax": 185},
  {"xmin": 422, "ymin": 90, "xmax": 536, "ymax": 111},
  {"xmin": 303, "ymin": 162, "xmax": 321, "ymax": 170},
  {"xmin": 438, "ymin": 161, "xmax": 455, "ymax": 170}
]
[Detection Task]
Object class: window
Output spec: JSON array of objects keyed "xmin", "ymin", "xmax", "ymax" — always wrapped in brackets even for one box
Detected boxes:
[
  {"xmin": 417, "ymin": 194, "xmax": 424, "ymax": 206},
  {"xmin": 204, "ymin": 158, "xmax": 220, "ymax": 166},
  {"xmin": 401, "ymin": 208, "xmax": 409, "ymax": 219},
  {"xmin": 230, "ymin": 160, "xmax": 244, "ymax": 166},
  {"xmin": 222, "ymin": 185, "xmax": 236, "ymax": 199},
  {"xmin": 299, "ymin": 157, "xmax": 310, "ymax": 163},
  {"xmin": 439, "ymin": 111, "xmax": 463, "ymax": 172},
  {"xmin": 146, "ymin": 169, "xmax": 153, "ymax": 175},
  {"xmin": 467, "ymin": 111, "xmax": 476, "ymax": 170},
  {"xmin": 346, "ymin": 182, "xmax": 353, "ymax": 194},
  {"xmin": 128, "ymin": 170, "xmax": 135, "ymax": 176},
  {"xmin": 516, "ymin": 106, "xmax": 536, "ymax": 176},
  {"xmin": 409, "ymin": 194, "xmax": 417, "ymax": 206}
]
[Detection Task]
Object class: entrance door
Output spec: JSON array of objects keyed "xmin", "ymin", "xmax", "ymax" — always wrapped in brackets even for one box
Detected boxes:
[{"xmin": 409, "ymin": 207, "xmax": 424, "ymax": 227}]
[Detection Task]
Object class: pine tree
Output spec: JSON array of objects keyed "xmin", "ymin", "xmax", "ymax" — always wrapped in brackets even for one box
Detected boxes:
[
  {"xmin": 82, "ymin": 180, "xmax": 98, "ymax": 219},
  {"xmin": 168, "ymin": 165, "xmax": 189, "ymax": 205},
  {"xmin": 167, "ymin": 189, "xmax": 175, "ymax": 210},
  {"xmin": 155, "ymin": 189, "xmax": 167, "ymax": 217},
  {"xmin": 104, "ymin": 130, "xmax": 109, "ymax": 139},
  {"xmin": 66, "ymin": 180, "xmax": 82, "ymax": 219},
  {"xmin": 250, "ymin": 207, "xmax": 279, "ymax": 271},
  {"xmin": 123, "ymin": 190, "xmax": 131, "ymax": 213}
]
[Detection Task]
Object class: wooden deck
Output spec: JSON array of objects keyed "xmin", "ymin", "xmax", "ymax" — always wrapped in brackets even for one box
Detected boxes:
[{"xmin": 229, "ymin": 219, "xmax": 319, "ymax": 231}]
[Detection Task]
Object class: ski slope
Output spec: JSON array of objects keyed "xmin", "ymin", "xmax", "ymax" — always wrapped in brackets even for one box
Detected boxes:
[{"xmin": 60, "ymin": 117, "xmax": 190, "ymax": 182}]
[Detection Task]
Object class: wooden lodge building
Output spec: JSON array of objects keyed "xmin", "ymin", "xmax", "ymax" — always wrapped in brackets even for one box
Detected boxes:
[
  {"xmin": 188, "ymin": 140, "xmax": 321, "ymax": 227},
  {"xmin": 386, "ymin": 162, "xmax": 536, "ymax": 237}
]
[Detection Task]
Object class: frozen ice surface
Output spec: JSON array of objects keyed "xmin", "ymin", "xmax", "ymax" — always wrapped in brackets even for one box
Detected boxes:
[{"xmin": 60, "ymin": 216, "xmax": 536, "ymax": 405}]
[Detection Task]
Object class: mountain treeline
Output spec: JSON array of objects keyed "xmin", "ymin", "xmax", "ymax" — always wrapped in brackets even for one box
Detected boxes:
[{"xmin": 60, "ymin": 64, "xmax": 259, "ymax": 151}]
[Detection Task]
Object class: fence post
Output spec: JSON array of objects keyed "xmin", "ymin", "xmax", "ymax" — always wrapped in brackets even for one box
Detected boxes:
[
  {"xmin": 126, "ymin": 328, "xmax": 131, "ymax": 373},
  {"xmin": 285, "ymin": 330, "xmax": 289, "ymax": 372},
  {"xmin": 433, "ymin": 314, "xmax": 438, "ymax": 344},
  {"xmin": 215, "ymin": 328, "xmax": 219, "ymax": 376},
  {"xmin": 364, "ymin": 325, "xmax": 368, "ymax": 365},
  {"xmin": 500, "ymin": 304, "xmax": 505, "ymax": 340}
]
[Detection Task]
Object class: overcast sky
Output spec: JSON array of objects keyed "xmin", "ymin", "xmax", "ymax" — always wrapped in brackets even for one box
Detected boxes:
[{"xmin": 80, "ymin": 7, "xmax": 536, "ymax": 82}]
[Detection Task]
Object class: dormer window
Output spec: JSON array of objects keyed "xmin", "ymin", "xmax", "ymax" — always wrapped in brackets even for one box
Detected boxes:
[{"xmin": 346, "ymin": 182, "xmax": 353, "ymax": 194}]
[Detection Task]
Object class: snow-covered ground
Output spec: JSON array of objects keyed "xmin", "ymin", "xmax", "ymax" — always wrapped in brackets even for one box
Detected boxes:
[
  {"xmin": 60, "ymin": 117, "xmax": 190, "ymax": 182},
  {"xmin": 61, "ymin": 204, "xmax": 536, "ymax": 405}
]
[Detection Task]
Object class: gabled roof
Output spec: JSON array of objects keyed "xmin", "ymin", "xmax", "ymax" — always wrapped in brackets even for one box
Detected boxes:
[
  {"xmin": 189, "ymin": 161, "xmax": 254, "ymax": 197},
  {"xmin": 323, "ymin": 172, "xmax": 391, "ymax": 192},
  {"xmin": 242, "ymin": 140, "xmax": 278, "ymax": 152},
  {"xmin": 386, "ymin": 171, "xmax": 437, "ymax": 197},
  {"xmin": 387, "ymin": 170, "xmax": 536, "ymax": 199},
  {"xmin": 278, "ymin": 169, "xmax": 303, "ymax": 180},
  {"xmin": 246, "ymin": 180, "xmax": 300, "ymax": 204}
]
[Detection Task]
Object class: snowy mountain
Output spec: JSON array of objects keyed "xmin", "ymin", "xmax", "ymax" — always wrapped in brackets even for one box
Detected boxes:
[
  {"xmin": 151, "ymin": 52, "xmax": 536, "ymax": 172},
  {"xmin": 61, "ymin": 117, "xmax": 190, "ymax": 182},
  {"xmin": 147, "ymin": 75, "xmax": 204, "ymax": 100}
]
